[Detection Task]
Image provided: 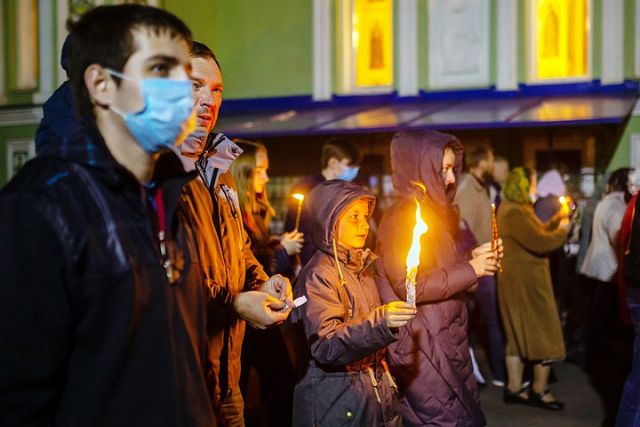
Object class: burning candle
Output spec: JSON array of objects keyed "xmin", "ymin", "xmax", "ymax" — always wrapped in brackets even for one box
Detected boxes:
[
  {"xmin": 292, "ymin": 193, "xmax": 305, "ymax": 232},
  {"xmin": 491, "ymin": 203, "xmax": 498, "ymax": 252},
  {"xmin": 559, "ymin": 196, "xmax": 571, "ymax": 216},
  {"xmin": 405, "ymin": 200, "xmax": 429, "ymax": 307}
]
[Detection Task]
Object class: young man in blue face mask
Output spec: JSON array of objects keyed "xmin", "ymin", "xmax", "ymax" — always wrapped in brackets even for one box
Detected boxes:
[
  {"xmin": 285, "ymin": 138, "xmax": 363, "ymax": 266},
  {"xmin": 0, "ymin": 5, "xmax": 218, "ymax": 426},
  {"xmin": 177, "ymin": 41, "xmax": 294, "ymax": 426}
]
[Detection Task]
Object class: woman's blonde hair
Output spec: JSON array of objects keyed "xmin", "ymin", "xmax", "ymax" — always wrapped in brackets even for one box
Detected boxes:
[{"xmin": 230, "ymin": 140, "xmax": 275, "ymax": 242}]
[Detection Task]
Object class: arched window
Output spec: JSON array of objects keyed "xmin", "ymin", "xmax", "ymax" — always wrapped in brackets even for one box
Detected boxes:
[{"xmin": 530, "ymin": 0, "xmax": 590, "ymax": 81}]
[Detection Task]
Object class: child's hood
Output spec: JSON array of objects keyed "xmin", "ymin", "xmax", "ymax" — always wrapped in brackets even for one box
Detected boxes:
[{"xmin": 306, "ymin": 180, "xmax": 375, "ymax": 254}]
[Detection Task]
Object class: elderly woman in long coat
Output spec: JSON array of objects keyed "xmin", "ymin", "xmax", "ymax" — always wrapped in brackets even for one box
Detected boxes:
[
  {"xmin": 497, "ymin": 167, "xmax": 570, "ymax": 410},
  {"xmin": 375, "ymin": 130, "xmax": 501, "ymax": 427}
]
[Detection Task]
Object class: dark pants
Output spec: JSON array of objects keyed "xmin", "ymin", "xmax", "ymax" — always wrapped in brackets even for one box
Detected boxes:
[
  {"xmin": 240, "ymin": 326, "xmax": 295, "ymax": 427},
  {"xmin": 469, "ymin": 275, "xmax": 506, "ymax": 382},
  {"xmin": 616, "ymin": 302, "xmax": 640, "ymax": 427},
  {"xmin": 585, "ymin": 279, "xmax": 634, "ymax": 427}
]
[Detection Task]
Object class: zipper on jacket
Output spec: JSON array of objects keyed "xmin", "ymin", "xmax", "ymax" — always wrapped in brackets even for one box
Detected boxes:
[{"xmin": 150, "ymin": 187, "xmax": 176, "ymax": 284}]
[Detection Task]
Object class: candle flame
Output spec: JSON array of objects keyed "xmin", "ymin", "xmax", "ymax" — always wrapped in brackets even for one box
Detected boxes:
[
  {"xmin": 292, "ymin": 193, "xmax": 304, "ymax": 201},
  {"xmin": 406, "ymin": 200, "xmax": 429, "ymax": 279}
]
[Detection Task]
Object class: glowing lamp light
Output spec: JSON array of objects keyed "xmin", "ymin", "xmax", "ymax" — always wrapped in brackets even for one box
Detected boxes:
[
  {"xmin": 405, "ymin": 200, "xmax": 429, "ymax": 307},
  {"xmin": 292, "ymin": 193, "xmax": 305, "ymax": 232}
]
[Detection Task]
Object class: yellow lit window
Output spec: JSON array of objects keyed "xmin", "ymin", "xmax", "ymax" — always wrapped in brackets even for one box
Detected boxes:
[
  {"xmin": 342, "ymin": 0, "xmax": 393, "ymax": 91},
  {"xmin": 532, "ymin": 0, "xmax": 589, "ymax": 80}
]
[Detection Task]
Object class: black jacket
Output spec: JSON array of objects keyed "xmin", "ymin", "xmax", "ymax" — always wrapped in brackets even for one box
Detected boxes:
[{"xmin": 0, "ymin": 128, "xmax": 216, "ymax": 426}]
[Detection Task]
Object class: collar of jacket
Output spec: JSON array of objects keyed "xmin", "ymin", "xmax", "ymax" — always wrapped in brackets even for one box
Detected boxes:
[
  {"xmin": 45, "ymin": 124, "xmax": 197, "ymax": 191},
  {"xmin": 332, "ymin": 245, "xmax": 377, "ymax": 275}
]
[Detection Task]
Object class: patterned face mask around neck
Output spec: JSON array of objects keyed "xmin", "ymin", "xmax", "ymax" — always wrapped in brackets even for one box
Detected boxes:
[{"xmin": 107, "ymin": 68, "xmax": 195, "ymax": 154}]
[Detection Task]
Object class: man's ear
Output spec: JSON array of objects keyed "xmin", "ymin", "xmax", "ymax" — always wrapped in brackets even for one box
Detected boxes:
[
  {"xmin": 84, "ymin": 64, "xmax": 114, "ymax": 109},
  {"xmin": 327, "ymin": 157, "xmax": 339, "ymax": 169}
]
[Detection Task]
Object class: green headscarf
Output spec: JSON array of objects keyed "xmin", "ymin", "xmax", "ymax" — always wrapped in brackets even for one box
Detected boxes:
[{"xmin": 504, "ymin": 167, "xmax": 532, "ymax": 204}]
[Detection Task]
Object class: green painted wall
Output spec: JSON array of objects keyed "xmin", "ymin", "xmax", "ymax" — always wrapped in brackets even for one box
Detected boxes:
[
  {"xmin": 608, "ymin": 114, "xmax": 640, "ymax": 171},
  {"xmin": 418, "ymin": 0, "xmax": 429, "ymax": 90},
  {"xmin": 624, "ymin": 0, "xmax": 636, "ymax": 78},
  {"xmin": 165, "ymin": 0, "xmax": 313, "ymax": 100}
]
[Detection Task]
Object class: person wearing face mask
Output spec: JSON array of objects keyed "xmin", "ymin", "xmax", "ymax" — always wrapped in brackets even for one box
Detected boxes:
[
  {"xmin": 0, "ymin": 5, "xmax": 219, "ymax": 426},
  {"xmin": 285, "ymin": 138, "xmax": 363, "ymax": 268},
  {"xmin": 375, "ymin": 130, "xmax": 503, "ymax": 427},
  {"xmin": 177, "ymin": 41, "xmax": 294, "ymax": 426},
  {"xmin": 497, "ymin": 167, "xmax": 571, "ymax": 412}
]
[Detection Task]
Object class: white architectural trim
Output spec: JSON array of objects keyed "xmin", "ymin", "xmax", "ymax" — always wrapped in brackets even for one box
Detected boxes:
[
  {"xmin": 312, "ymin": 0, "xmax": 332, "ymax": 101},
  {"xmin": 0, "ymin": 107, "xmax": 43, "ymax": 127},
  {"xmin": 496, "ymin": 0, "xmax": 517, "ymax": 90},
  {"xmin": 428, "ymin": 0, "xmax": 490, "ymax": 89},
  {"xmin": 57, "ymin": 0, "xmax": 69, "ymax": 86},
  {"xmin": 397, "ymin": 0, "xmax": 418, "ymax": 96},
  {"xmin": 631, "ymin": 133, "xmax": 640, "ymax": 170},
  {"xmin": 601, "ymin": 0, "xmax": 624, "ymax": 84},
  {"xmin": 6, "ymin": 139, "xmax": 36, "ymax": 181},
  {"xmin": 34, "ymin": 0, "xmax": 55, "ymax": 104},
  {"xmin": 636, "ymin": 0, "xmax": 640, "ymax": 76}
]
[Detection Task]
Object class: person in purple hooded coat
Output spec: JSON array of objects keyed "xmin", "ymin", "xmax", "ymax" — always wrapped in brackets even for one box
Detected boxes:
[
  {"xmin": 375, "ymin": 130, "xmax": 502, "ymax": 427},
  {"xmin": 292, "ymin": 180, "xmax": 416, "ymax": 427}
]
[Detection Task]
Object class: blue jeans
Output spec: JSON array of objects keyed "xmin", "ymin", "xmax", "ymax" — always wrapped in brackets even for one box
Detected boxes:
[{"xmin": 616, "ymin": 302, "xmax": 640, "ymax": 427}]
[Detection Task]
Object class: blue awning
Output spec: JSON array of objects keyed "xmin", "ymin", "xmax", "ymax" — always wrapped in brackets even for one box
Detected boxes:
[{"xmin": 215, "ymin": 92, "xmax": 638, "ymax": 139}]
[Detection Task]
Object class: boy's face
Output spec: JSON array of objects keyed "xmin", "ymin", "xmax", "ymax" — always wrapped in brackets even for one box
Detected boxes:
[
  {"xmin": 337, "ymin": 199, "xmax": 370, "ymax": 250},
  {"xmin": 107, "ymin": 28, "xmax": 191, "ymax": 122}
]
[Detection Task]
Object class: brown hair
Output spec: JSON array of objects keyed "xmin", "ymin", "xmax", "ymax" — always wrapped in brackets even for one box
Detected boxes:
[
  {"xmin": 464, "ymin": 145, "xmax": 493, "ymax": 170},
  {"xmin": 230, "ymin": 140, "xmax": 275, "ymax": 243},
  {"xmin": 321, "ymin": 138, "xmax": 363, "ymax": 169}
]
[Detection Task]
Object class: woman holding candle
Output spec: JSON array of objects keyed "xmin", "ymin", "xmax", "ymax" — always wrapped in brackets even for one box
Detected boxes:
[
  {"xmin": 292, "ymin": 180, "xmax": 415, "ymax": 427},
  {"xmin": 497, "ymin": 167, "xmax": 571, "ymax": 411},
  {"xmin": 230, "ymin": 140, "xmax": 303, "ymax": 426},
  {"xmin": 375, "ymin": 130, "xmax": 502, "ymax": 427}
]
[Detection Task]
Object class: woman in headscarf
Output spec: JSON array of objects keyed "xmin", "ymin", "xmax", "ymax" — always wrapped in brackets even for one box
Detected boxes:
[
  {"xmin": 498, "ymin": 167, "xmax": 571, "ymax": 411},
  {"xmin": 375, "ymin": 130, "xmax": 502, "ymax": 427}
]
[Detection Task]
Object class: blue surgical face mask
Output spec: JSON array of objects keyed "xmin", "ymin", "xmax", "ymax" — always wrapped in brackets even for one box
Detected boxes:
[
  {"xmin": 107, "ymin": 69, "xmax": 195, "ymax": 154},
  {"xmin": 338, "ymin": 165, "xmax": 359, "ymax": 182}
]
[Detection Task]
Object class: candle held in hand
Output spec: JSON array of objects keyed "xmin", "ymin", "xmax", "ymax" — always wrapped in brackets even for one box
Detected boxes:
[
  {"xmin": 292, "ymin": 193, "xmax": 305, "ymax": 232},
  {"xmin": 405, "ymin": 200, "xmax": 428, "ymax": 306}
]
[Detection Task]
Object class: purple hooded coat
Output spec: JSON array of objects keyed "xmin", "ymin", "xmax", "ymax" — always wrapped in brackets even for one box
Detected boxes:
[
  {"xmin": 375, "ymin": 130, "xmax": 486, "ymax": 426},
  {"xmin": 292, "ymin": 180, "xmax": 401, "ymax": 427}
]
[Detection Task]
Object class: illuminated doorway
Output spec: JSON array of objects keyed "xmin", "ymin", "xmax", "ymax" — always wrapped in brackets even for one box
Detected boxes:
[{"xmin": 529, "ymin": 0, "xmax": 590, "ymax": 82}]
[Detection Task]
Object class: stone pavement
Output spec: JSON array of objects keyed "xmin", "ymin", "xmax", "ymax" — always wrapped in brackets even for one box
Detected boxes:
[{"xmin": 479, "ymin": 359, "xmax": 606, "ymax": 426}]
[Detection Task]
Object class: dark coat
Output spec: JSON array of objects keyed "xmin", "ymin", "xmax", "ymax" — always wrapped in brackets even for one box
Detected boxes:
[
  {"xmin": 0, "ymin": 128, "xmax": 216, "ymax": 426},
  {"xmin": 292, "ymin": 180, "xmax": 401, "ymax": 427},
  {"xmin": 375, "ymin": 130, "xmax": 485, "ymax": 427},
  {"xmin": 285, "ymin": 173, "xmax": 326, "ymax": 265},
  {"xmin": 35, "ymin": 81, "xmax": 85, "ymax": 155}
]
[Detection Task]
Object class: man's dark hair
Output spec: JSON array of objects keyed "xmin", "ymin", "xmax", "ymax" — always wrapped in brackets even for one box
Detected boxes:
[
  {"xmin": 191, "ymin": 41, "xmax": 221, "ymax": 71},
  {"xmin": 464, "ymin": 145, "xmax": 493, "ymax": 170},
  {"xmin": 321, "ymin": 138, "xmax": 363, "ymax": 169},
  {"xmin": 68, "ymin": 4, "xmax": 192, "ymax": 121},
  {"xmin": 608, "ymin": 167, "xmax": 634, "ymax": 200}
]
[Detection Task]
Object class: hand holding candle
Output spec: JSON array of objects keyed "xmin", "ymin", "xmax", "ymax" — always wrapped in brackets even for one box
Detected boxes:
[
  {"xmin": 405, "ymin": 200, "xmax": 429, "ymax": 307},
  {"xmin": 292, "ymin": 193, "xmax": 305, "ymax": 232}
]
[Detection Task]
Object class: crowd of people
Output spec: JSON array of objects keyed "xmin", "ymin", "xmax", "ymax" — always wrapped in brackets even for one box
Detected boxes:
[{"xmin": 1, "ymin": 4, "xmax": 639, "ymax": 427}]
